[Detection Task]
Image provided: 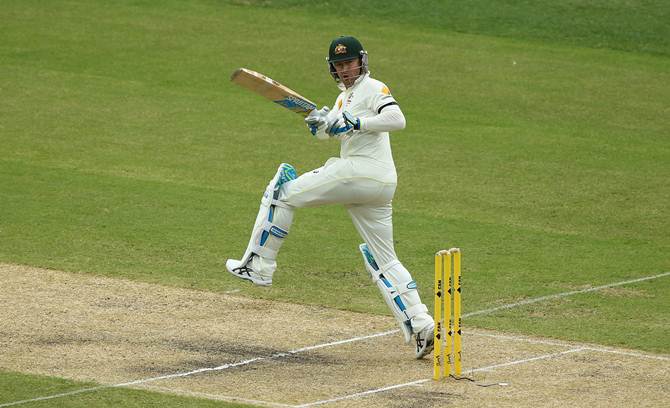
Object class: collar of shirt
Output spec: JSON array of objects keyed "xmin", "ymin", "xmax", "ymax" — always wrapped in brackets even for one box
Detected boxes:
[{"xmin": 338, "ymin": 72, "xmax": 370, "ymax": 92}]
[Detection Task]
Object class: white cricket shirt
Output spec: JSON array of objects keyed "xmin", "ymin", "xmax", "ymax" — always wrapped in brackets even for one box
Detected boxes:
[{"xmin": 331, "ymin": 73, "xmax": 402, "ymax": 168}]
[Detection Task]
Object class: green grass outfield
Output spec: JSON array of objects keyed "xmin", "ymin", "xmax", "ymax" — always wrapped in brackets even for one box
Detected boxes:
[
  {"xmin": 1, "ymin": 0, "xmax": 669, "ymax": 405},
  {"xmin": 0, "ymin": 371, "xmax": 253, "ymax": 407}
]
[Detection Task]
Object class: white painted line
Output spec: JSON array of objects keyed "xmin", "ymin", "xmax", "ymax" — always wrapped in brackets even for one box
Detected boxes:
[
  {"xmin": 294, "ymin": 348, "xmax": 587, "ymax": 407},
  {"xmin": 463, "ymin": 271, "xmax": 670, "ymax": 318},
  {"xmin": 0, "ymin": 330, "xmax": 397, "ymax": 407},
  {"xmin": 288, "ymin": 330, "xmax": 398, "ymax": 354},
  {"xmin": 583, "ymin": 347, "xmax": 670, "ymax": 362},
  {"xmin": 293, "ymin": 378, "xmax": 430, "ymax": 407},
  {"xmin": 470, "ymin": 331, "xmax": 579, "ymax": 348},
  {"xmin": 115, "ymin": 356, "xmax": 265, "ymax": 387},
  {"xmin": 0, "ymin": 385, "xmax": 110, "ymax": 408},
  {"xmin": 470, "ymin": 347, "xmax": 586, "ymax": 372},
  {"xmin": 139, "ymin": 385, "xmax": 294, "ymax": 408},
  {"xmin": 2, "ymin": 271, "xmax": 668, "ymax": 407},
  {"xmin": 471, "ymin": 332, "xmax": 670, "ymax": 361}
]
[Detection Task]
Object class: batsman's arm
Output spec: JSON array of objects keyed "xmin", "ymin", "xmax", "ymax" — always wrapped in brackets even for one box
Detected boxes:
[
  {"xmin": 359, "ymin": 105, "xmax": 405, "ymax": 132},
  {"xmin": 354, "ymin": 81, "xmax": 405, "ymax": 133}
]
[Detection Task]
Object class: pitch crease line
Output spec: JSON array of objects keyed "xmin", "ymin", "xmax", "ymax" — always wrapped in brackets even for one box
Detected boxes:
[
  {"xmin": 470, "ymin": 332, "xmax": 670, "ymax": 361},
  {"xmin": 293, "ymin": 379, "xmax": 429, "ymax": 408},
  {"xmin": 464, "ymin": 271, "xmax": 670, "ymax": 318},
  {"xmin": 0, "ymin": 330, "xmax": 397, "ymax": 407},
  {"xmin": 0, "ymin": 386, "xmax": 111, "ymax": 408},
  {"xmin": 470, "ymin": 347, "xmax": 587, "ymax": 372},
  {"xmin": 294, "ymin": 348, "xmax": 587, "ymax": 407},
  {"xmin": 582, "ymin": 347, "xmax": 670, "ymax": 361},
  {"xmin": 137, "ymin": 385, "xmax": 295, "ymax": 408}
]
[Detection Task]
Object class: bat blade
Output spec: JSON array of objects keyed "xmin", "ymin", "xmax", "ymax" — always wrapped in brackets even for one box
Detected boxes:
[{"xmin": 231, "ymin": 68, "xmax": 317, "ymax": 117}]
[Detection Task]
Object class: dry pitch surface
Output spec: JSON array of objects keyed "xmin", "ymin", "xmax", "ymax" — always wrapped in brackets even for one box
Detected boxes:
[{"xmin": 1, "ymin": 264, "xmax": 668, "ymax": 407}]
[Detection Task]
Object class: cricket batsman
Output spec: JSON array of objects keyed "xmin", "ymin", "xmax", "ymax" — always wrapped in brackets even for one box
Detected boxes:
[{"xmin": 226, "ymin": 36, "xmax": 435, "ymax": 358}]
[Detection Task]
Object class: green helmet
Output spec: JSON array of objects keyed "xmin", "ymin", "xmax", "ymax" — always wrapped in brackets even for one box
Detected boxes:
[
  {"xmin": 327, "ymin": 36, "xmax": 369, "ymax": 83},
  {"xmin": 328, "ymin": 36, "xmax": 365, "ymax": 63}
]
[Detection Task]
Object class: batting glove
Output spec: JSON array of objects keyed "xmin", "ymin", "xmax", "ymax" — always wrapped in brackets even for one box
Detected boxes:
[
  {"xmin": 343, "ymin": 111, "xmax": 360, "ymax": 130},
  {"xmin": 305, "ymin": 106, "xmax": 330, "ymax": 136},
  {"xmin": 326, "ymin": 117, "xmax": 352, "ymax": 137}
]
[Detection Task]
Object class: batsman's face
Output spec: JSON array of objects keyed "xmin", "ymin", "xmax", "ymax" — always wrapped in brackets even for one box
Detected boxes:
[{"xmin": 334, "ymin": 58, "xmax": 361, "ymax": 88}]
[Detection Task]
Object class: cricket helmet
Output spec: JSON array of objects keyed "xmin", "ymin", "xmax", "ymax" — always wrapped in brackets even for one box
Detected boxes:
[{"xmin": 327, "ymin": 36, "xmax": 369, "ymax": 82}]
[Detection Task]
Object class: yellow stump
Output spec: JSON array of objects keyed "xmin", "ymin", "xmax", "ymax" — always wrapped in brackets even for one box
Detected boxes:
[
  {"xmin": 445, "ymin": 251, "xmax": 452, "ymax": 378},
  {"xmin": 452, "ymin": 248, "xmax": 462, "ymax": 377},
  {"xmin": 433, "ymin": 247, "xmax": 463, "ymax": 380},
  {"xmin": 433, "ymin": 252, "xmax": 443, "ymax": 380}
]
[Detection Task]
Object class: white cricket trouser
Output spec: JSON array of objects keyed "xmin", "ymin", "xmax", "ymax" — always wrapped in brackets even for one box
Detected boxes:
[
  {"xmin": 276, "ymin": 156, "xmax": 433, "ymax": 333},
  {"xmin": 280, "ymin": 157, "xmax": 398, "ymax": 266}
]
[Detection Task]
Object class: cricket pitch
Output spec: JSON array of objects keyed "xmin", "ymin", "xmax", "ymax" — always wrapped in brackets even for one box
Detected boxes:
[{"xmin": 1, "ymin": 264, "xmax": 668, "ymax": 407}]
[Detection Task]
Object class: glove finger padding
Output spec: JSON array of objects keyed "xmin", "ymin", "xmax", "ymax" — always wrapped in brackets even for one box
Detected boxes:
[
  {"xmin": 305, "ymin": 106, "xmax": 332, "ymax": 138},
  {"xmin": 343, "ymin": 110, "xmax": 360, "ymax": 130},
  {"xmin": 327, "ymin": 115, "xmax": 352, "ymax": 136},
  {"xmin": 305, "ymin": 112, "xmax": 322, "ymax": 126},
  {"xmin": 305, "ymin": 106, "xmax": 330, "ymax": 125}
]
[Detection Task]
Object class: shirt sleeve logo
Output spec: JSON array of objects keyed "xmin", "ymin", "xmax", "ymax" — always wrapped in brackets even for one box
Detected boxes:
[{"xmin": 381, "ymin": 85, "xmax": 391, "ymax": 95}]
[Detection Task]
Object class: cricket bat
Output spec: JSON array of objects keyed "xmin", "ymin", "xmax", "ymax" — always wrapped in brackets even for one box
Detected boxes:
[{"xmin": 231, "ymin": 68, "xmax": 317, "ymax": 117}]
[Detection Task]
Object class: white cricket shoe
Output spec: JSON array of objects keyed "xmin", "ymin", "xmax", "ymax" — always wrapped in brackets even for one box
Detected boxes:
[
  {"xmin": 225, "ymin": 256, "xmax": 272, "ymax": 286},
  {"xmin": 414, "ymin": 322, "xmax": 435, "ymax": 359}
]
